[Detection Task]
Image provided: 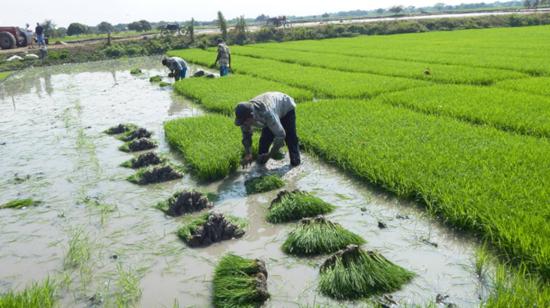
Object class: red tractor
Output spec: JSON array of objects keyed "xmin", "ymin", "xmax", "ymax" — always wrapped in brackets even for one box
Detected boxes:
[{"xmin": 0, "ymin": 27, "xmax": 32, "ymax": 49}]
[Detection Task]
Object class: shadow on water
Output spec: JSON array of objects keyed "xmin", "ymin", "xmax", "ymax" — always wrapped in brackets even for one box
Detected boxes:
[{"xmin": 0, "ymin": 57, "xmax": 488, "ymax": 307}]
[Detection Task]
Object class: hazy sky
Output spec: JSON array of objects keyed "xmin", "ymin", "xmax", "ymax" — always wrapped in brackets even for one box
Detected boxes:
[{"xmin": 3, "ymin": 0, "xmax": 492, "ymax": 28}]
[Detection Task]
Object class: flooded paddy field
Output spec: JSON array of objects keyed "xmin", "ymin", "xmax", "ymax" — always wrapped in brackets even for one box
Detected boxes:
[{"xmin": 0, "ymin": 57, "xmax": 488, "ymax": 307}]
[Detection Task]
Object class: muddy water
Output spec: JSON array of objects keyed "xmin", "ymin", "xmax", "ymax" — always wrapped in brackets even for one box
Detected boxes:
[{"xmin": 0, "ymin": 57, "xmax": 486, "ymax": 307}]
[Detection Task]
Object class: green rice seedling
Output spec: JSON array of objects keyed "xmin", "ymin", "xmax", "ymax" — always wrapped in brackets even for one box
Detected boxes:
[
  {"xmin": 155, "ymin": 190, "xmax": 213, "ymax": 216},
  {"xmin": 0, "ymin": 278, "xmax": 56, "ymax": 308},
  {"xmin": 164, "ymin": 114, "xmax": 258, "ymax": 182},
  {"xmin": 177, "ymin": 212, "xmax": 246, "ymax": 247},
  {"xmin": 495, "ymin": 77, "xmax": 550, "ymax": 97},
  {"xmin": 149, "ymin": 75, "xmax": 162, "ymax": 83},
  {"xmin": 282, "ymin": 216, "xmax": 365, "ymax": 256},
  {"xmin": 213, "ymin": 254, "xmax": 269, "ymax": 308},
  {"xmin": 113, "ymin": 264, "xmax": 142, "ymax": 308},
  {"xmin": 127, "ymin": 164, "xmax": 183, "ymax": 185},
  {"xmin": 297, "ymin": 99, "xmax": 550, "ymax": 277},
  {"xmin": 173, "ymin": 74, "xmax": 313, "ymax": 115},
  {"xmin": 130, "ymin": 68, "xmax": 142, "ymax": 75},
  {"xmin": 475, "ymin": 245, "xmax": 491, "ymax": 279},
  {"xmin": 266, "ymin": 190, "xmax": 335, "ymax": 223},
  {"xmin": 64, "ymin": 229, "xmax": 91, "ymax": 270},
  {"xmin": 0, "ymin": 198, "xmax": 41, "ymax": 209},
  {"xmin": 121, "ymin": 152, "xmax": 165, "ymax": 169},
  {"xmin": 375, "ymin": 85, "xmax": 550, "ymax": 138},
  {"xmin": 118, "ymin": 138, "xmax": 157, "ymax": 152},
  {"xmin": 159, "ymin": 81, "xmax": 171, "ymax": 87},
  {"xmin": 104, "ymin": 123, "xmax": 137, "ymax": 135},
  {"xmin": 244, "ymin": 174, "xmax": 285, "ymax": 195},
  {"xmin": 0, "ymin": 71, "xmax": 13, "ymax": 81},
  {"xmin": 318, "ymin": 245, "xmax": 414, "ymax": 300},
  {"xmin": 168, "ymin": 49, "xmax": 428, "ymax": 98}
]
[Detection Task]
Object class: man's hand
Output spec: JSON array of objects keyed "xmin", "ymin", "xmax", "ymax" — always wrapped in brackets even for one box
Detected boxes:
[{"xmin": 240, "ymin": 154, "xmax": 254, "ymax": 169}]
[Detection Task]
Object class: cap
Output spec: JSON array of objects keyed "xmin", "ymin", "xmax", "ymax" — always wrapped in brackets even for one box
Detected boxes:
[{"xmin": 234, "ymin": 102, "xmax": 253, "ymax": 126}]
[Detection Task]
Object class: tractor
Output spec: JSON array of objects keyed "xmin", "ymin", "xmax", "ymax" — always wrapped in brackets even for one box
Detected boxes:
[{"xmin": 0, "ymin": 27, "xmax": 32, "ymax": 49}]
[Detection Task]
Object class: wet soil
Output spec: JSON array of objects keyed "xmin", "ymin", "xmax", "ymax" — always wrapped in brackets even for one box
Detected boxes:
[{"xmin": 185, "ymin": 213, "xmax": 245, "ymax": 247}]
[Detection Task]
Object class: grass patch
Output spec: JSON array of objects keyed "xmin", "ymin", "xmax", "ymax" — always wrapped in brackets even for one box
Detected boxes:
[
  {"xmin": 0, "ymin": 199, "xmax": 41, "ymax": 209},
  {"xmin": 155, "ymin": 190, "xmax": 213, "ymax": 216},
  {"xmin": 266, "ymin": 190, "xmax": 335, "ymax": 223},
  {"xmin": 164, "ymin": 114, "xmax": 258, "ymax": 182},
  {"xmin": 130, "ymin": 68, "xmax": 142, "ymax": 75},
  {"xmin": 319, "ymin": 245, "xmax": 414, "ymax": 300},
  {"xmin": 149, "ymin": 75, "xmax": 162, "ymax": 83},
  {"xmin": 213, "ymin": 254, "xmax": 269, "ymax": 308},
  {"xmin": 104, "ymin": 123, "xmax": 137, "ymax": 135},
  {"xmin": 0, "ymin": 279, "xmax": 56, "ymax": 308},
  {"xmin": 119, "ymin": 138, "xmax": 157, "ymax": 152},
  {"xmin": 177, "ymin": 212, "xmax": 246, "ymax": 247},
  {"xmin": 244, "ymin": 174, "xmax": 285, "ymax": 195},
  {"xmin": 127, "ymin": 164, "xmax": 183, "ymax": 185},
  {"xmin": 282, "ymin": 216, "xmax": 365, "ymax": 256}
]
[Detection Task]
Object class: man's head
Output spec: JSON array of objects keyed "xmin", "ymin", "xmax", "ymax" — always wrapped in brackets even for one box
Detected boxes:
[
  {"xmin": 217, "ymin": 38, "xmax": 224, "ymax": 44},
  {"xmin": 234, "ymin": 102, "xmax": 253, "ymax": 126},
  {"xmin": 36, "ymin": 22, "xmax": 40, "ymax": 26},
  {"xmin": 161, "ymin": 58, "xmax": 168, "ymax": 66}
]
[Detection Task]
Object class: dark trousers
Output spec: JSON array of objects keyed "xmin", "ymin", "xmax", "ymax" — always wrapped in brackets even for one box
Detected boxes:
[{"xmin": 258, "ymin": 110, "xmax": 300, "ymax": 162}]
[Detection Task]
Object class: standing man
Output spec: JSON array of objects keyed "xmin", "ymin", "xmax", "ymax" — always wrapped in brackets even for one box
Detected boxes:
[
  {"xmin": 35, "ymin": 22, "xmax": 45, "ymax": 47},
  {"xmin": 25, "ymin": 24, "xmax": 34, "ymax": 48},
  {"xmin": 235, "ymin": 92, "xmax": 301, "ymax": 167},
  {"xmin": 214, "ymin": 38, "xmax": 231, "ymax": 77},
  {"xmin": 162, "ymin": 57, "xmax": 188, "ymax": 81}
]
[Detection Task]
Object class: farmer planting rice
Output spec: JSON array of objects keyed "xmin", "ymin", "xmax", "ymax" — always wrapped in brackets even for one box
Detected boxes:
[
  {"xmin": 214, "ymin": 38, "xmax": 231, "ymax": 76},
  {"xmin": 162, "ymin": 56, "xmax": 189, "ymax": 81},
  {"xmin": 235, "ymin": 91, "xmax": 301, "ymax": 167}
]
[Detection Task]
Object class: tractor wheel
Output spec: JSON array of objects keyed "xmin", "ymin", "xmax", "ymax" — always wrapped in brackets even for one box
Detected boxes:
[{"xmin": 0, "ymin": 32, "xmax": 16, "ymax": 49}]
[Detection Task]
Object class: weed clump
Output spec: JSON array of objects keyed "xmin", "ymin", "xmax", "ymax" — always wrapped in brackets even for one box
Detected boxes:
[
  {"xmin": 319, "ymin": 245, "xmax": 414, "ymax": 300},
  {"xmin": 156, "ymin": 190, "xmax": 213, "ymax": 216},
  {"xmin": 149, "ymin": 75, "xmax": 162, "ymax": 83},
  {"xmin": 266, "ymin": 190, "xmax": 335, "ymax": 223},
  {"xmin": 130, "ymin": 68, "xmax": 142, "ymax": 75},
  {"xmin": 282, "ymin": 216, "xmax": 365, "ymax": 256},
  {"xmin": 121, "ymin": 152, "xmax": 164, "ymax": 169},
  {"xmin": 245, "ymin": 174, "xmax": 285, "ymax": 195},
  {"xmin": 0, "ymin": 198, "xmax": 41, "ymax": 209},
  {"xmin": 178, "ymin": 212, "xmax": 246, "ymax": 247},
  {"xmin": 104, "ymin": 123, "xmax": 137, "ymax": 135},
  {"xmin": 213, "ymin": 254, "xmax": 269, "ymax": 308},
  {"xmin": 0, "ymin": 279, "xmax": 56, "ymax": 308},
  {"xmin": 117, "ymin": 127, "xmax": 152, "ymax": 142},
  {"xmin": 127, "ymin": 165, "xmax": 183, "ymax": 185},
  {"xmin": 119, "ymin": 138, "xmax": 157, "ymax": 152}
]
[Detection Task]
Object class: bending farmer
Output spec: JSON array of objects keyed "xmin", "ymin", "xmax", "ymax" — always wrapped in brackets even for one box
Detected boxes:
[
  {"xmin": 235, "ymin": 92, "xmax": 301, "ymax": 167},
  {"xmin": 162, "ymin": 57, "xmax": 188, "ymax": 81},
  {"xmin": 214, "ymin": 38, "xmax": 231, "ymax": 77}
]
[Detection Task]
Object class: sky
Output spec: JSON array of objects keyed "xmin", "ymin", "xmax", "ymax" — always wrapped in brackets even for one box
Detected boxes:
[{"xmin": 2, "ymin": 0, "xmax": 498, "ymax": 28}]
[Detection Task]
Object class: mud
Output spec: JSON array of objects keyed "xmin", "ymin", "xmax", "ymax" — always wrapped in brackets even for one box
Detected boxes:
[
  {"xmin": 121, "ymin": 138, "xmax": 157, "ymax": 152},
  {"xmin": 164, "ymin": 191, "xmax": 213, "ymax": 217},
  {"xmin": 119, "ymin": 127, "xmax": 152, "ymax": 142},
  {"xmin": 105, "ymin": 123, "xmax": 137, "ymax": 135},
  {"xmin": 129, "ymin": 165, "xmax": 183, "ymax": 185},
  {"xmin": 124, "ymin": 152, "xmax": 163, "ymax": 169},
  {"xmin": 185, "ymin": 213, "xmax": 245, "ymax": 247}
]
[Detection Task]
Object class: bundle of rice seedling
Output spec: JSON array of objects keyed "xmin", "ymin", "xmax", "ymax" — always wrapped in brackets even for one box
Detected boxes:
[
  {"xmin": 119, "ymin": 138, "xmax": 157, "ymax": 152},
  {"xmin": 155, "ymin": 190, "xmax": 213, "ymax": 216},
  {"xmin": 244, "ymin": 174, "xmax": 285, "ymax": 195},
  {"xmin": 117, "ymin": 127, "xmax": 152, "ymax": 142},
  {"xmin": 127, "ymin": 164, "xmax": 183, "ymax": 185},
  {"xmin": 178, "ymin": 212, "xmax": 246, "ymax": 247},
  {"xmin": 121, "ymin": 152, "xmax": 164, "ymax": 169},
  {"xmin": 266, "ymin": 190, "xmax": 335, "ymax": 223},
  {"xmin": 149, "ymin": 75, "xmax": 162, "ymax": 83},
  {"xmin": 213, "ymin": 254, "xmax": 269, "ymax": 308},
  {"xmin": 104, "ymin": 123, "xmax": 137, "ymax": 135},
  {"xmin": 130, "ymin": 68, "xmax": 142, "ymax": 75},
  {"xmin": 159, "ymin": 82, "xmax": 171, "ymax": 87},
  {"xmin": 282, "ymin": 216, "xmax": 365, "ymax": 256},
  {"xmin": 0, "ymin": 199, "xmax": 42, "ymax": 209},
  {"xmin": 319, "ymin": 245, "xmax": 415, "ymax": 300}
]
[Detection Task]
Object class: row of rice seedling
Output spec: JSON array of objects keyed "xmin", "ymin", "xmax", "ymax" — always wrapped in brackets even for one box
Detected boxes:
[
  {"xmin": 164, "ymin": 114, "xmax": 257, "ymax": 182},
  {"xmin": 375, "ymin": 84, "xmax": 550, "ymax": 138},
  {"xmin": 231, "ymin": 45, "xmax": 526, "ymax": 85},
  {"xmin": 0, "ymin": 279, "xmax": 56, "ymax": 307},
  {"xmin": 296, "ymin": 99, "xmax": 550, "ymax": 278},
  {"xmin": 495, "ymin": 77, "xmax": 550, "ymax": 97},
  {"xmin": 173, "ymin": 74, "xmax": 313, "ymax": 115},
  {"xmin": 168, "ymin": 48, "xmax": 429, "ymax": 98}
]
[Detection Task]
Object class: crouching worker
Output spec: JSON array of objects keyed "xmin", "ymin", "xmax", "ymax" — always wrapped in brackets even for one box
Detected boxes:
[
  {"xmin": 235, "ymin": 92, "xmax": 301, "ymax": 168},
  {"xmin": 162, "ymin": 57, "xmax": 188, "ymax": 81}
]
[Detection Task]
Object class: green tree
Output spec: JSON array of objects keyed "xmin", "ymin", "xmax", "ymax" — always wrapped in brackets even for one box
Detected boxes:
[
  {"xmin": 42, "ymin": 19, "xmax": 55, "ymax": 37},
  {"xmin": 128, "ymin": 20, "xmax": 152, "ymax": 32},
  {"xmin": 217, "ymin": 11, "xmax": 228, "ymax": 40},
  {"xmin": 187, "ymin": 18, "xmax": 195, "ymax": 42},
  {"xmin": 389, "ymin": 6, "xmax": 404, "ymax": 15},
  {"xmin": 67, "ymin": 22, "xmax": 89, "ymax": 36},
  {"xmin": 97, "ymin": 21, "xmax": 114, "ymax": 33},
  {"xmin": 233, "ymin": 16, "xmax": 247, "ymax": 45}
]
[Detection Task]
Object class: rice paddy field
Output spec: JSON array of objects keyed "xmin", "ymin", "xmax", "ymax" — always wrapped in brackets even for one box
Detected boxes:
[{"xmin": 1, "ymin": 24, "xmax": 549, "ymax": 307}]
